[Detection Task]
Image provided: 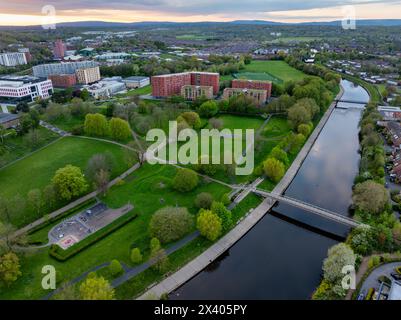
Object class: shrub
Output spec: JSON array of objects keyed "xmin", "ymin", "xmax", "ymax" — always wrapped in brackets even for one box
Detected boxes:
[
  {"xmin": 263, "ymin": 158, "xmax": 285, "ymax": 183},
  {"xmin": 108, "ymin": 259, "xmax": 123, "ymax": 277},
  {"xmin": 195, "ymin": 192, "xmax": 213, "ymax": 209},
  {"xmin": 198, "ymin": 101, "xmax": 218, "ymax": 118},
  {"xmin": 221, "ymin": 193, "xmax": 231, "ymax": 206},
  {"xmin": 84, "ymin": 113, "xmax": 109, "ymax": 137},
  {"xmin": 149, "ymin": 207, "xmax": 194, "ymax": 243},
  {"xmin": 109, "ymin": 117, "xmax": 131, "ymax": 141},
  {"xmin": 130, "ymin": 248, "xmax": 143, "ymax": 265},
  {"xmin": 172, "ymin": 168, "xmax": 199, "ymax": 192},
  {"xmin": 52, "ymin": 165, "xmax": 88, "ymax": 201},
  {"xmin": 211, "ymin": 201, "xmax": 232, "ymax": 232}
]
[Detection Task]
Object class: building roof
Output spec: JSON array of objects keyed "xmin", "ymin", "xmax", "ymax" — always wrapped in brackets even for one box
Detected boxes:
[
  {"xmin": 0, "ymin": 75, "xmax": 46, "ymax": 85},
  {"xmin": 124, "ymin": 76, "xmax": 149, "ymax": 81},
  {"xmin": 388, "ymin": 281, "xmax": 401, "ymax": 300},
  {"xmin": 0, "ymin": 113, "xmax": 20, "ymax": 124}
]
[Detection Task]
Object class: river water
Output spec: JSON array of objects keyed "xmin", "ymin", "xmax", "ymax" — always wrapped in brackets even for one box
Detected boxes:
[{"xmin": 171, "ymin": 80, "xmax": 369, "ymax": 300}]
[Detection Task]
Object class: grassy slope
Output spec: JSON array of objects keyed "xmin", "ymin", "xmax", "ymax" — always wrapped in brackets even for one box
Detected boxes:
[{"xmin": 0, "ymin": 136, "xmax": 129, "ymax": 227}]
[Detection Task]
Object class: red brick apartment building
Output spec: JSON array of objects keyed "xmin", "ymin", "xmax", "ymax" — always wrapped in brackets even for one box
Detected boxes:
[
  {"xmin": 232, "ymin": 79, "xmax": 272, "ymax": 98},
  {"xmin": 151, "ymin": 72, "xmax": 219, "ymax": 98},
  {"xmin": 48, "ymin": 74, "xmax": 77, "ymax": 88}
]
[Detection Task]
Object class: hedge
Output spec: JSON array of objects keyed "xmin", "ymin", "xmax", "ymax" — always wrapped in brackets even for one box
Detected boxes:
[{"xmin": 49, "ymin": 211, "xmax": 138, "ymax": 261}]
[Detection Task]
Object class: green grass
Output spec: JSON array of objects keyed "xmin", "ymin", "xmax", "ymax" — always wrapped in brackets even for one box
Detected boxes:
[
  {"xmin": 0, "ymin": 127, "xmax": 59, "ymax": 168},
  {"xmin": 234, "ymin": 72, "xmax": 283, "ymax": 84},
  {"xmin": 268, "ymin": 36, "xmax": 322, "ymax": 44},
  {"xmin": 261, "ymin": 116, "xmax": 291, "ymax": 139},
  {"xmin": 0, "ymin": 136, "xmax": 129, "ymax": 227},
  {"xmin": 48, "ymin": 116, "xmax": 84, "ymax": 132},
  {"xmin": 210, "ymin": 114, "xmax": 265, "ymax": 131},
  {"xmin": 0, "ymin": 163, "xmax": 230, "ymax": 300},
  {"xmin": 124, "ymin": 85, "xmax": 152, "ymax": 96},
  {"xmin": 240, "ymin": 60, "xmax": 307, "ymax": 83}
]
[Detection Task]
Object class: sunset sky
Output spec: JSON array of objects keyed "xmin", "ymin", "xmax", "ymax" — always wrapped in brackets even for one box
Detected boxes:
[{"xmin": 0, "ymin": 0, "xmax": 401, "ymax": 26}]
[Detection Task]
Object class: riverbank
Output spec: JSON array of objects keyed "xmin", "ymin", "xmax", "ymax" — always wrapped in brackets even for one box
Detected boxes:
[{"xmin": 137, "ymin": 84, "xmax": 345, "ymax": 300}]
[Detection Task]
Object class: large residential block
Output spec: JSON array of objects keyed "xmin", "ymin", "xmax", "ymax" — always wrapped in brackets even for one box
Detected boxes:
[
  {"xmin": 0, "ymin": 75, "xmax": 53, "ymax": 104},
  {"xmin": 232, "ymin": 79, "xmax": 272, "ymax": 98},
  {"xmin": 48, "ymin": 74, "xmax": 77, "ymax": 88},
  {"xmin": 75, "ymin": 66, "xmax": 101, "ymax": 85},
  {"xmin": 33, "ymin": 61, "xmax": 98, "ymax": 78},
  {"xmin": 223, "ymin": 88, "xmax": 267, "ymax": 106},
  {"xmin": 181, "ymin": 85, "xmax": 214, "ymax": 101},
  {"xmin": 53, "ymin": 39, "xmax": 66, "ymax": 59},
  {"xmin": 0, "ymin": 52, "xmax": 28, "ymax": 67},
  {"xmin": 151, "ymin": 71, "xmax": 219, "ymax": 98}
]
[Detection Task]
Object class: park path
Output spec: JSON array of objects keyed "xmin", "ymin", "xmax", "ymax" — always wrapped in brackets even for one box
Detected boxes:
[
  {"xmin": 43, "ymin": 231, "xmax": 200, "ymax": 300},
  {"xmin": 137, "ymin": 85, "xmax": 345, "ymax": 300},
  {"xmin": 8, "ymin": 162, "xmax": 141, "ymax": 241}
]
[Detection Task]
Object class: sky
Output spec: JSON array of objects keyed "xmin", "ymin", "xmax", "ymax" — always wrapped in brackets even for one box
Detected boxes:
[{"xmin": 0, "ymin": 0, "xmax": 401, "ymax": 26}]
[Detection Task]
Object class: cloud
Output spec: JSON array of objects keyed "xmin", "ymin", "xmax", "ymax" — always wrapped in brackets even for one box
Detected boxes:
[{"xmin": 1, "ymin": 0, "xmax": 400, "ymax": 15}]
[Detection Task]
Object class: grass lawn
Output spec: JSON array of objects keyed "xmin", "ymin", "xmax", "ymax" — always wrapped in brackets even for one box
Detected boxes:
[
  {"xmin": 1, "ymin": 163, "xmax": 230, "ymax": 300},
  {"xmin": 0, "ymin": 136, "xmax": 129, "ymax": 227},
  {"xmin": 240, "ymin": 60, "xmax": 307, "ymax": 83},
  {"xmin": 47, "ymin": 116, "xmax": 84, "ymax": 132},
  {"xmin": 0, "ymin": 127, "xmax": 59, "ymax": 168},
  {"xmin": 209, "ymin": 114, "xmax": 265, "ymax": 131},
  {"xmin": 268, "ymin": 36, "xmax": 322, "ymax": 44},
  {"xmin": 125, "ymin": 85, "xmax": 152, "ymax": 96},
  {"xmin": 261, "ymin": 116, "xmax": 291, "ymax": 139}
]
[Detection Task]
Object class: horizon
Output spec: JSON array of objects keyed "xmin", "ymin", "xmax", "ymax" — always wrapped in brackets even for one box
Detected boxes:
[{"xmin": 1, "ymin": 0, "xmax": 401, "ymax": 26}]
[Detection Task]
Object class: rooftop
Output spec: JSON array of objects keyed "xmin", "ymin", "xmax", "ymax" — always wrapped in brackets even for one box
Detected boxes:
[
  {"xmin": 124, "ymin": 76, "xmax": 150, "ymax": 81},
  {"xmin": 0, "ymin": 113, "xmax": 20, "ymax": 124},
  {"xmin": 388, "ymin": 281, "xmax": 401, "ymax": 300}
]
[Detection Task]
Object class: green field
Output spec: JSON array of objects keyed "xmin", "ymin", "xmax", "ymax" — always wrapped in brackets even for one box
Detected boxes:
[
  {"xmin": 0, "ymin": 136, "xmax": 129, "ymax": 227},
  {"xmin": 234, "ymin": 72, "xmax": 283, "ymax": 84},
  {"xmin": 1, "ymin": 163, "xmax": 230, "ymax": 300},
  {"xmin": 239, "ymin": 60, "xmax": 307, "ymax": 83},
  {"xmin": 268, "ymin": 36, "xmax": 322, "ymax": 44},
  {"xmin": 0, "ymin": 127, "xmax": 59, "ymax": 168}
]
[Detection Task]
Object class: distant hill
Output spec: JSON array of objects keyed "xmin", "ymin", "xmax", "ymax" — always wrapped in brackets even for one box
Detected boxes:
[{"xmin": 4, "ymin": 19, "xmax": 401, "ymax": 29}]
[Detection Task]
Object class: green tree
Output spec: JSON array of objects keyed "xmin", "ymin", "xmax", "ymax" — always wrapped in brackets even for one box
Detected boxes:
[
  {"xmin": 298, "ymin": 123, "xmax": 312, "ymax": 136},
  {"xmin": 149, "ymin": 207, "xmax": 194, "ymax": 243},
  {"xmin": 196, "ymin": 209, "xmax": 222, "ymax": 241},
  {"xmin": 79, "ymin": 273, "xmax": 115, "ymax": 300},
  {"xmin": 198, "ymin": 101, "xmax": 219, "ymax": 118},
  {"xmin": 178, "ymin": 112, "xmax": 202, "ymax": 129},
  {"xmin": 352, "ymin": 180, "xmax": 388, "ymax": 215},
  {"xmin": 27, "ymin": 189, "xmax": 42, "ymax": 217},
  {"xmin": 149, "ymin": 238, "xmax": 169, "ymax": 273},
  {"xmin": 109, "ymin": 117, "xmax": 131, "ymax": 141},
  {"xmin": 195, "ymin": 192, "xmax": 214, "ymax": 209},
  {"xmin": 0, "ymin": 252, "xmax": 22, "ymax": 286},
  {"xmin": 269, "ymin": 146, "xmax": 289, "ymax": 166},
  {"xmin": 108, "ymin": 259, "xmax": 123, "ymax": 277},
  {"xmin": 84, "ymin": 113, "xmax": 109, "ymax": 137},
  {"xmin": 52, "ymin": 165, "xmax": 88, "ymax": 200},
  {"xmin": 211, "ymin": 201, "xmax": 232, "ymax": 232},
  {"xmin": 172, "ymin": 168, "xmax": 199, "ymax": 192},
  {"xmin": 85, "ymin": 153, "xmax": 114, "ymax": 185},
  {"xmin": 263, "ymin": 158, "xmax": 285, "ymax": 183},
  {"xmin": 130, "ymin": 248, "xmax": 143, "ymax": 264}
]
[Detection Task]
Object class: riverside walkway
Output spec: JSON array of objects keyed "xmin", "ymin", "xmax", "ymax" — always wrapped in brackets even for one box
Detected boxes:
[{"xmin": 137, "ymin": 86, "xmax": 345, "ymax": 300}]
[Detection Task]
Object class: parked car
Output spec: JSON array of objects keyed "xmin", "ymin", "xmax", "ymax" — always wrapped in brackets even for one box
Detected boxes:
[{"xmin": 390, "ymin": 272, "xmax": 401, "ymax": 281}]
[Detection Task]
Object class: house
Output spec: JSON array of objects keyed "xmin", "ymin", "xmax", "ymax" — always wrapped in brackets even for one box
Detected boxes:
[
  {"xmin": 386, "ymin": 121, "xmax": 401, "ymax": 147},
  {"xmin": 378, "ymin": 106, "xmax": 401, "ymax": 121},
  {"xmin": 0, "ymin": 113, "xmax": 20, "ymax": 129},
  {"xmin": 123, "ymin": 76, "xmax": 150, "ymax": 89}
]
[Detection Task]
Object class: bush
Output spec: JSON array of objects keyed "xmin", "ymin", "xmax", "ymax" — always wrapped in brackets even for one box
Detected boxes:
[
  {"xmin": 149, "ymin": 207, "xmax": 194, "ymax": 243},
  {"xmin": 211, "ymin": 201, "xmax": 232, "ymax": 232},
  {"xmin": 172, "ymin": 168, "xmax": 199, "ymax": 192},
  {"xmin": 71, "ymin": 124, "xmax": 84, "ymax": 135},
  {"xmin": 195, "ymin": 192, "xmax": 214, "ymax": 209},
  {"xmin": 198, "ymin": 101, "xmax": 218, "ymax": 118},
  {"xmin": 365, "ymin": 288, "xmax": 375, "ymax": 300},
  {"xmin": 263, "ymin": 158, "xmax": 285, "ymax": 182},
  {"xmin": 108, "ymin": 259, "xmax": 123, "ymax": 277},
  {"xmin": 130, "ymin": 248, "xmax": 143, "ymax": 265},
  {"xmin": 109, "ymin": 117, "xmax": 131, "ymax": 141},
  {"xmin": 220, "ymin": 193, "xmax": 231, "ymax": 206}
]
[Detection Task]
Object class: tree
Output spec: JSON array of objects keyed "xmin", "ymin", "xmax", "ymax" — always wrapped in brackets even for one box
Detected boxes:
[
  {"xmin": 347, "ymin": 225, "xmax": 375, "ymax": 255},
  {"xmin": 43, "ymin": 184, "xmax": 57, "ymax": 210},
  {"xmin": 109, "ymin": 117, "xmax": 131, "ymax": 141},
  {"xmin": 16, "ymin": 101, "xmax": 29, "ymax": 113},
  {"xmin": 172, "ymin": 168, "xmax": 199, "ymax": 192},
  {"xmin": 322, "ymin": 243, "xmax": 356, "ymax": 298},
  {"xmin": 178, "ymin": 112, "xmax": 201, "ymax": 129},
  {"xmin": 195, "ymin": 192, "xmax": 214, "ymax": 209},
  {"xmin": 263, "ymin": 158, "xmax": 285, "ymax": 183},
  {"xmin": 0, "ymin": 196, "xmax": 23, "ymax": 251},
  {"xmin": 149, "ymin": 207, "xmax": 194, "ymax": 243},
  {"xmin": 84, "ymin": 113, "xmax": 109, "ymax": 137},
  {"xmin": 352, "ymin": 180, "xmax": 388, "ymax": 215},
  {"xmin": 130, "ymin": 248, "xmax": 143, "ymax": 264},
  {"xmin": 149, "ymin": 238, "xmax": 169, "ymax": 273},
  {"xmin": 198, "ymin": 101, "xmax": 218, "ymax": 118},
  {"xmin": 211, "ymin": 201, "xmax": 232, "ymax": 232},
  {"xmin": 298, "ymin": 123, "xmax": 312, "ymax": 136},
  {"xmin": 27, "ymin": 189, "xmax": 42, "ymax": 217},
  {"xmin": 269, "ymin": 146, "xmax": 289, "ymax": 166},
  {"xmin": 0, "ymin": 125, "xmax": 7, "ymax": 145},
  {"xmin": 94, "ymin": 169, "xmax": 110, "ymax": 196},
  {"xmin": 79, "ymin": 273, "xmax": 115, "ymax": 300},
  {"xmin": 209, "ymin": 118, "xmax": 223, "ymax": 129},
  {"xmin": 0, "ymin": 252, "xmax": 22, "ymax": 286},
  {"xmin": 52, "ymin": 165, "xmax": 88, "ymax": 200},
  {"xmin": 196, "ymin": 209, "xmax": 222, "ymax": 241},
  {"xmin": 85, "ymin": 153, "xmax": 114, "ymax": 184},
  {"xmin": 108, "ymin": 260, "xmax": 123, "ymax": 277}
]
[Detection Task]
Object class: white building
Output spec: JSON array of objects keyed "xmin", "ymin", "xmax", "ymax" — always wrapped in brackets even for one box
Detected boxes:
[
  {"xmin": 84, "ymin": 80, "xmax": 126, "ymax": 99},
  {"xmin": 0, "ymin": 52, "xmax": 28, "ymax": 67},
  {"xmin": 123, "ymin": 76, "xmax": 150, "ymax": 89},
  {"xmin": 0, "ymin": 75, "xmax": 53, "ymax": 104},
  {"xmin": 33, "ymin": 61, "xmax": 98, "ymax": 78},
  {"xmin": 95, "ymin": 52, "xmax": 131, "ymax": 60}
]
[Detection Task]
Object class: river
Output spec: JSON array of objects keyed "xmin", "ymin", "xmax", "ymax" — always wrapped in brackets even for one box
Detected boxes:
[{"xmin": 171, "ymin": 80, "xmax": 369, "ymax": 300}]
